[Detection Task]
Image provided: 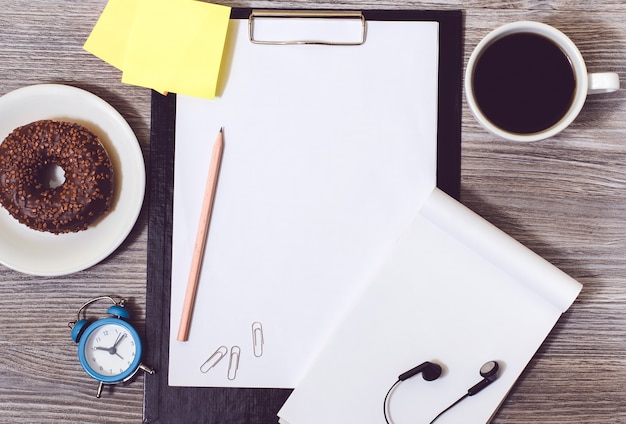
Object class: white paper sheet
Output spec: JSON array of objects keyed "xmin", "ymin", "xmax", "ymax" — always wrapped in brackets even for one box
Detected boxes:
[
  {"xmin": 277, "ymin": 188, "xmax": 582, "ymax": 424},
  {"xmin": 169, "ymin": 19, "xmax": 440, "ymax": 387}
]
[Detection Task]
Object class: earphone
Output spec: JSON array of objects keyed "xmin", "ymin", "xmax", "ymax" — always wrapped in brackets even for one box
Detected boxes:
[
  {"xmin": 398, "ymin": 361, "xmax": 443, "ymax": 382},
  {"xmin": 383, "ymin": 361, "xmax": 442, "ymax": 424},
  {"xmin": 383, "ymin": 360, "xmax": 500, "ymax": 424},
  {"xmin": 467, "ymin": 360, "xmax": 500, "ymax": 396}
]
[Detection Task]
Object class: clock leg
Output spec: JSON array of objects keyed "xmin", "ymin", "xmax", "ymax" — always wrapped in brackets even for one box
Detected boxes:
[
  {"xmin": 139, "ymin": 363, "xmax": 155, "ymax": 375},
  {"xmin": 96, "ymin": 381, "xmax": 104, "ymax": 398}
]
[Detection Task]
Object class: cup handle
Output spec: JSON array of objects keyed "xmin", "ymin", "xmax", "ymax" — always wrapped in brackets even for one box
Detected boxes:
[{"xmin": 588, "ymin": 72, "xmax": 620, "ymax": 94}]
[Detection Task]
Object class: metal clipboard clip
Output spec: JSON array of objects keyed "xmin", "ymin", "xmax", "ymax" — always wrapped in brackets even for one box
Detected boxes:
[{"xmin": 248, "ymin": 10, "xmax": 366, "ymax": 46}]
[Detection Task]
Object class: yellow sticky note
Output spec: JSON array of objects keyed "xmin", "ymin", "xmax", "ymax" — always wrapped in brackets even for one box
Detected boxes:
[
  {"xmin": 121, "ymin": 0, "xmax": 231, "ymax": 99},
  {"xmin": 83, "ymin": 0, "xmax": 139, "ymax": 70}
]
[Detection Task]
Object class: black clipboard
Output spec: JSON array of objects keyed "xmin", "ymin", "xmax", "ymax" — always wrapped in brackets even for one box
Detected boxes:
[{"xmin": 144, "ymin": 8, "xmax": 462, "ymax": 423}]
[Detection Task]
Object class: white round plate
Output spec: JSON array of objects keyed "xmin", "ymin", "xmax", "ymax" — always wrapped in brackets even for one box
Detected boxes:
[{"xmin": 0, "ymin": 84, "xmax": 145, "ymax": 276}]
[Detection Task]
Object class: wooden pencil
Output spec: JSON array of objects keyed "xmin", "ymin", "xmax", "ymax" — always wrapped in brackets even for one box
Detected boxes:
[{"xmin": 177, "ymin": 128, "xmax": 224, "ymax": 341}]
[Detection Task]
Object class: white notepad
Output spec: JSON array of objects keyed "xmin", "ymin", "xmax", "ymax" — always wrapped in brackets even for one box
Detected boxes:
[
  {"xmin": 169, "ymin": 19, "xmax": 441, "ymax": 387},
  {"xmin": 278, "ymin": 188, "xmax": 582, "ymax": 424}
]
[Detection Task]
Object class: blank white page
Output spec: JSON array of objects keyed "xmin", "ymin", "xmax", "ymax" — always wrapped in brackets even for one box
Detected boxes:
[{"xmin": 169, "ymin": 18, "xmax": 440, "ymax": 388}]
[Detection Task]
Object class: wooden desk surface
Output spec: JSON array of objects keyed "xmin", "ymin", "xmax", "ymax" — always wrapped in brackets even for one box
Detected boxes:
[{"xmin": 0, "ymin": 1, "xmax": 624, "ymax": 422}]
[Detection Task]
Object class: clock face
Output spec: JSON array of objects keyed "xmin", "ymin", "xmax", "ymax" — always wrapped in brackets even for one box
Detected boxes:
[{"xmin": 78, "ymin": 318, "xmax": 142, "ymax": 383}]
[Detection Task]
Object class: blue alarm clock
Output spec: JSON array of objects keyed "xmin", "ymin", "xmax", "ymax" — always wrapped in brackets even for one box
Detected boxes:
[{"xmin": 69, "ymin": 296, "xmax": 154, "ymax": 398}]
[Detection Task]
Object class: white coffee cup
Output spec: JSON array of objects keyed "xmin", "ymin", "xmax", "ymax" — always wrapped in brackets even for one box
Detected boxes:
[{"xmin": 465, "ymin": 21, "xmax": 619, "ymax": 142}]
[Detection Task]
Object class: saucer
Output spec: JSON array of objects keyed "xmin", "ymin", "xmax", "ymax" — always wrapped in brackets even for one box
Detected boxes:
[{"xmin": 0, "ymin": 84, "xmax": 145, "ymax": 276}]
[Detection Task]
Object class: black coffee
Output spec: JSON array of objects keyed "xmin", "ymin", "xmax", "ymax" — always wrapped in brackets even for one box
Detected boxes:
[{"xmin": 472, "ymin": 32, "xmax": 576, "ymax": 134}]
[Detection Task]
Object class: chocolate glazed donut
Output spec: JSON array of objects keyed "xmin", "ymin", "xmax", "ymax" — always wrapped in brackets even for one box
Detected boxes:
[{"xmin": 0, "ymin": 120, "xmax": 114, "ymax": 234}]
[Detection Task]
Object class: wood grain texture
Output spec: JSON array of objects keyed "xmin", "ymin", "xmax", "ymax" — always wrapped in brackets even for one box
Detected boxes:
[{"xmin": 0, "ymin": 0, "xmax": 625, "ymax": 423}]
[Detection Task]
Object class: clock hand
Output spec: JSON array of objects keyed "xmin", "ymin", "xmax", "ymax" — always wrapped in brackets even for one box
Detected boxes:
[
  {"xmin": 94, "ymin": 333, "xmax": 128, "ymax": 355},
  {"xmin": 112, "ymin": 333, "xmax": 127, "ymax": 349},
  {"xmin": 108, "ymin": 333, "xmax": 128, "ymax": 357},
  {"xmin": 94, "ymin": 345, "xmax": 119, "ymax": 355},
  {"xmin": 95, "ymin": 346, "xmax": 124, "ymax": 359}
]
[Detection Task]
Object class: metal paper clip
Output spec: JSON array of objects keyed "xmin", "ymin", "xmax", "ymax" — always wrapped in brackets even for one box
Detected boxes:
[
  {"xmin": 252, "ymin": 322, "xmax": 264, "ymax": 357},
  {"xmin": 248, "ymin": 10, "xmax": 366, "ymax": 46},
  {"xmin": 200, "ymin": 346, "xmax": 228, "ymax": 373},
  {"xmin": 227, "ymin": 346, "xmax": 241, "ymax": 380}
]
